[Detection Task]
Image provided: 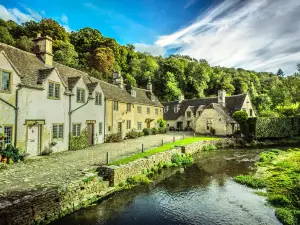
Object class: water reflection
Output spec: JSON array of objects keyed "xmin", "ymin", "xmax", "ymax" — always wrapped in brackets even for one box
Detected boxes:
[{"xmin": 52, "ymin": 149, "xmax": 281, "ymax": 225}]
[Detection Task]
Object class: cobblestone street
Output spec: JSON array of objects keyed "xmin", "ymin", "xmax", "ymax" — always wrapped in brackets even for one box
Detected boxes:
[{"xmin": 0, "ymin": 132, "xmax": 193, "ymax": 197}]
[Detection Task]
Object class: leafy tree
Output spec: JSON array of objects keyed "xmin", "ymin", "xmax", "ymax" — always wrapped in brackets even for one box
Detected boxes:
[
  {"xmin": 15, "ymin": 36, "xmax": 34, "ymax": 52},
  {"xmin": 297, "ymin": 63, "xmax": 300, "ymax": 73},
  {"xmin": 276, "ymin": 68, "xmax": 284, "ymax": 77},
  {"xmin": 0, "ymin": 26, "xmax": 15, "ymax": 45},
  {"xmin": 53, "ymin": 41, "xmax": 78, "ymax": 67},
  {"xmin": 91, "ymin": 47, "xmax": 115, "ymax": 79},
  {"xmin": 164, "ymin": 72, "xmax": 181, "ymax": 101},
  {"xmin": 232, "ymin": 110, "xmax": 248, "ymax": 123}
]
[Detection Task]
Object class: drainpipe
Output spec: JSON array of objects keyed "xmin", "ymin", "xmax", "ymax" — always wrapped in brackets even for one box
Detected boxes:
[
  {"xmin": 0, "ymin": 85, "xmax": 22, "ymax": 147},
  {"xmin": 68, "ymin": 95, "xmax": 92, "ymax": 150},
  {"xmin": 103, "ymin": 97, "xmax": 106, "ymax": 142}
]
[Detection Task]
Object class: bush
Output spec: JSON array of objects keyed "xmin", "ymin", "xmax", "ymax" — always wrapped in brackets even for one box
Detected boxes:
[
  {"xmin": 157, "ymin": 118, "xmax": 167, "ymax": 128},
  {"xmin": 158, "ymin": 127, "xmax": 167, "ymax": 134},
  {"xmin": 137, "ymin": 132, "xmax": 144, "ymax": 137},
  {"xmin": 259, "ymin": 151, "xmax": 278, "ymax": 163},
  {"xmin": 41, "ymin": 146, "xmax": 53, "ymax": 156},
  {"xmin": 202, "ymin": 144, "xmax": 217, "ymax": 151},
  {"xmin": 126, "ymin": 129, "xmax": 139, "ymax": 139},
  {"xmin": 143, "ymin": 128, "xmax": 151, "ymax": 136},
  {"xmin": 151, "ymin": 127, "xmax": 158, "ymax": 135},
  {"xmin": 234, "ymin": 175, "xmax": 266, "ymax": 189},
  {"xmin": 1, "ymin": 145, "xmax": 22, "ymax": 162},
  {"xmin": 171, "ymin": 153, "xmax": 193, "ymax": 166},
  {"xmin": 268, "ymin": 194, "xmax": 291, "ymax": 207},
  {"xmin": 275, "ymin": 208, "xmax": 296, "ymax": 225},
  {"xmin": 126, "ymin": 174, "xmax": 151, "ymax": 185},
  {"xmin": 105, "ymin": 133, "xmax": 122, "ymax": 143},
  {"xmin": 232, "ymin": 110, "xmax": 249, "ymax": 123}
]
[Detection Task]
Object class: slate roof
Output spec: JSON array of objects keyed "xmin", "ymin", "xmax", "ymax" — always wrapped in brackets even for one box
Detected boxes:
[
  {"xmin": 163, "ymin": 94, "xmax": 247, "ymax": 121},
  {"xmin": 0, "ymin": 42, "xmax": 163, "ymax": 107}
]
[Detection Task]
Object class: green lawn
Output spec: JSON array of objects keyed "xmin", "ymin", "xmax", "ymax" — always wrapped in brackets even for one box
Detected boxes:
[{"xmin": 109, "ymin": 136, "xmax": 220, "ymax": 166}]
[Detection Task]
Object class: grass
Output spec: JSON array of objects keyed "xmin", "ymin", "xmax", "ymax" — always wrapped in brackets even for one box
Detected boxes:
[
  {"xmin": 234, "ymin": 148, "xmax": 300, "ymax": 225},
  {"xmin": 109, "ymin": 136, "xmax": 219, "ymax": 166},
  {"xmin": 234, "ymin": 175, "xmax": 266, "ymax": 189}
]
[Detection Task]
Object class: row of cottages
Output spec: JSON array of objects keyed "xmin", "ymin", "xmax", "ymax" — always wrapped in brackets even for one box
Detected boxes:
[
  {"xmin": 0, "ymin": 36, "xmax": 163, "ymax": 156},
  {"xmin": 163, "ymin": 90, "xmax": 256, "ymax": 136}
]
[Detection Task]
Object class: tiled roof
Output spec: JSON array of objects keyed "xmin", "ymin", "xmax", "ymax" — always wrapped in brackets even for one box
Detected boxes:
[
  {"xmin": 163, "ymin": 94, "xmax": 247, "ymax": 121},
  {"xmin": 0, "ymin": 42, "xmax": 163, "ymax": 107}
]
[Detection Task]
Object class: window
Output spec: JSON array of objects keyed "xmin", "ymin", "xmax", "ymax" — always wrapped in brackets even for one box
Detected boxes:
[
  {"xmin": 147, "ymin": 107, "xmax": 150, "ymax": 114},
  {"xmin": 126, "ymin": 120, "xmax": 131, "ymax": 129},
  {"xmin": 137, "ymin": 106, "xmax": 142, "ymax": 114},
  {"xmin": 48, "ymin": 81, "xmax": 60, "ymax": 99},
  {"xmin": 164, "ymin": 106, "xmax": 169, "ymax": 113},
  {"xmin": 76, "ymin": 88, "xmax": 85, "ymax": 103},
  {"xmin": 198, "ymin": 111, "xmax": 201, "ymax": 116},
  {"xmin": 72, "ymin": 123, "xmax": 81, "ymax": 137},
  {"xmin": 155, "ymin": 108, "xmax": 158, "ymax": 115},
  {"xmin": 108, "ymin": 126, "xmax": 111, "ymax": 132},
  {"xmin": 174, "ymin": 105, "xmax": 180, "ymax": 113},
  {"xmin": 137, "ymin": 122, "xmax": 142, "ymax": 130},
  {"xmin": 4, "ymin": 126, "xmax": 12, "ymax": 144},
  {"xmin": 187, "ymin": 111, "xmax": 191, "ymax": 118},
  {"xmin": 1, "ymin": 71, "xmax": 11, "ymax": 92},
  {"xmin": 99, "ymin": 122, "xmax": 103, "ymax": 135},
  {"xmin": 95, "ymin": 92, "xmax": 102, "ymax": 105},
  {"xmin": 52, "ymin": 124, "xmax": 64, "ymax": 139},
  {"xmin": 113, "ymin": 101, "xmax": 119, "ymax": 111},
  {"xmin": 131, "ymin": 90, "xmax": 136, "ymax": 97},
  {"xmin": 127, "ymin": 103, "xmax": 131, "ymax": 112},
  {"xmin": 250, "ymin": 109, "xmax": 253, "ymax": 117},
  {"xmin": 206, "ymin": 120, "xmax": 212, "ymax": 130}
]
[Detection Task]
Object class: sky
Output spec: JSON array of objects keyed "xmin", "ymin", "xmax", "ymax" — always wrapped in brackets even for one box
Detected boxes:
[{"xmin": 0, "ymin": 0, "xmax": 300, "ymax": 74}]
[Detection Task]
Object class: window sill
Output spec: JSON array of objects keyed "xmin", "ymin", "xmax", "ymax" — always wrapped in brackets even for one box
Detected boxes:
[
  {"xmin": 0, "ymin": 90, "xmax": 11, "ymax": 94},
  {"xmin": 48, "ymin": 97, "xmax": 60, "ymax": 100},
  {"xmin": 76, "ymin": 101, "xmax": 85, "ymax": 103},
  {"xmin": 52, "ymin": 138, "xmax": 64, "ymax": 141}
]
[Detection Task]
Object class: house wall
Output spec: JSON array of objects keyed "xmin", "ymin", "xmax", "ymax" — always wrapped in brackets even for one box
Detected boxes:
[
  {"xmin": 195, "ymin": 108, "xmax": 228, "ymax": 136},
  {"xmin": 241, "ymin": 94, "xmax": 256, "ymax": 117},
  {"xmin": 17, "ymin": 70, "xmax": 69, "ymax": 154},
  {"xmin": 70, "ymin": 78, "xmax": 105, "ymax": 145}
]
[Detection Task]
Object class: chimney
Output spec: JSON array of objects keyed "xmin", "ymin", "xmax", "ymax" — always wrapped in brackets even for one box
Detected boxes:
[
  {"xmin": 178, "ymin": 94, "xmax": 184, "ymax": 103},
  {"xmin": 33, "ymin": 34, "xmax": 53, "ymax": 66},
  {"xmin": 147, "ymin": 78, "xmax": 152, "ymax": 92},
  {"xmin": 113, "ymin": 71, "xmax": 124, "ymax": 89},
  {"xmin": 218, "ymin": 90, "xmax": 226, "ymax": 107}
]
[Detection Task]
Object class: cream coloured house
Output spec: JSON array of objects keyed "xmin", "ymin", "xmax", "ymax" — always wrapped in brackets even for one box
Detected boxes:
[
  {"xmin": 0, "ymin": 36, "xmax": 105, "ymax": 155},
  {"xmin": 163, "ymin": 90, "xmax": 256, "ymax": 136}
]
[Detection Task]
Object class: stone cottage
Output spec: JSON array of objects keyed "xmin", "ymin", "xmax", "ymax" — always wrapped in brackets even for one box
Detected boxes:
[
  {"xmin": 0, "ymin": 35, "xmax": 105, "ymax": 156},
  {"xmin": 163, "ymin": 90, "xmax": 256, "ymax": 136},
  {"xmin": 97, "ymin": 72, "xmax": 164, "ymax": 138}
]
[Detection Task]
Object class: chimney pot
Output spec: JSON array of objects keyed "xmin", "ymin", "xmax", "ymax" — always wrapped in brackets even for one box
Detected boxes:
[{"xmin": 218, "ymin": 90, "xmax": 226, "ymax": 107}]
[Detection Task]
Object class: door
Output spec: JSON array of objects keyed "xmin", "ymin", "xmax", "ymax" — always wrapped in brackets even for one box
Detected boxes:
[
  {"xmin": 27, "ymin": 125, "xmax": 40, "ymax": 156},
  {"xmin": 88, "ymin": 123, "xmax": 94, "ymax": 146},
  {"xmin": 177, "ymin": 122, "xmax": 183, "ymax": 130},
  {"xmin": 118, "ymin": 122, "xmax": 122, "ymax": 133},
  {"xmin": 147, "ymin": 121, "xmax": 150, "ymax": 128}
]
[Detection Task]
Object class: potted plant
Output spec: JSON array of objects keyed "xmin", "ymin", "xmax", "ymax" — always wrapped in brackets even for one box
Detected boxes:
[{"xmin": 0, "ymin": 133, "xmax": 6, "ymax": 141}]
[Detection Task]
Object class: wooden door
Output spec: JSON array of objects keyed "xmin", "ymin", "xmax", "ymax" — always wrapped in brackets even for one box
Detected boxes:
[
  {"xmin": 88, "ymin": 123, "xmax": 94, "ymax": 146},
  {"xmin": 147, "ymin": 122, "xmax": 150, "ymax": 128},
  {"xmin": 27, "ymin": 125, "xmax": 40, "ymax": 156}
]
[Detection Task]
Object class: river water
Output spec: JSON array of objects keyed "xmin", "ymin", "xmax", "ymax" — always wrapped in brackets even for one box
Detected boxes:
[{"xmin": 52, "ymin": 149, "xmax": 281, "ymax": 225}]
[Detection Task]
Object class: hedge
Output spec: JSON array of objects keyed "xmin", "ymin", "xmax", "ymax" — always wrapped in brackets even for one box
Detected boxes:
[{"xmin": 246, "ymin": 117, "xmax": 300, "ymax": 139}]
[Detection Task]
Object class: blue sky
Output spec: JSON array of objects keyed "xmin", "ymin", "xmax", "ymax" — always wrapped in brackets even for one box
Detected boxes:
[{"xmin": 1, "ymin": 0, "xmax": 300, "ymax": 74}]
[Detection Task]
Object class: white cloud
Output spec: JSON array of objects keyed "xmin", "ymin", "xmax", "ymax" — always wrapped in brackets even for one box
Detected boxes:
[
  {"xmin": 184, "ymin": 0, "xmax": 198, "ymax": 9},
  {"xmin": 134, "ymin": 43, "xmax": 167, "ymax": 57},
  {"xmin": 61, "ymin": 14, "xmax": 68, "ymax": 24},
  {"xmin": 155, "ymin": 0, "xmax": 300, "ymax": 74},
  {"xmin": 0, "ymin": 4, "xmax": 42, "ymax": 23}
]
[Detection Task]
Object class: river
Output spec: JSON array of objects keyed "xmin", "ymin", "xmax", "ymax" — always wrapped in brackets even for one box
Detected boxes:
[{"xmin": 52, "ymin": 149, "xmax": 281, "ymax": 225}]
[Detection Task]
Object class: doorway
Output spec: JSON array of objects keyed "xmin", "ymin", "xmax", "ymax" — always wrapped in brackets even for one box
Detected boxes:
[
  {"xmin": 27, "ymin": 125, "xmax": 40, "ymax": 156},
  {"xmin": 177, "ymin": 122, "xmax": 183, "ymax": 130},
  {"xmin": 118, "ymin": 122, "xmax": 122, "ymax": 133},
  {"xmin": 87, "ymin": 123, "xmax": 95, "ymax": 147}
]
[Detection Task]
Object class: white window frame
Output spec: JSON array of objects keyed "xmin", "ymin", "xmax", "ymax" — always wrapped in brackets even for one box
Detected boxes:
[
  {"xmin": 72, "ymin": 123, "xmax": 81, "ymax": 137},
  {"xmin": 52, "ymin": 124, "xmax": 64, "ymax": 139},
  {"xmin": 76, "ymin": 88, "xmax": 85, "ymax": 103},
  {"xmin": 137, "ymin": 122, "xmax": 142, "ymax": 131}
]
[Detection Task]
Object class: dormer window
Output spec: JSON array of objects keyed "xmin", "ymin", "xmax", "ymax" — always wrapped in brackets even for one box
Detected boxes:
[
  {"xmin": 0, "ymin": 70, "xmax": 11, "ymax": 92},
  {"xmin": 76, "ymin": 88, "xmax": 85, "ymax": 103},
  {"xmin": 48, "ymin": 81, "xmax": 60, "ymax": 99},
  {"xmin": 187, "ymin": 111, "xmax": 191, "ymax": 118},
  {"xmin": 95, "ymin": 92, "xmax": 102, "ymax": 105},
  {"xmin": 174, "ymin": 105, "xmax": 180, "ymax": 113},
  {"xmin": 131, "ymin": 90, "xmax": 136, "ymax": 97},
  {"xmin": 164, "ymin": 106, "xmax": 169, "ymax": 113}
]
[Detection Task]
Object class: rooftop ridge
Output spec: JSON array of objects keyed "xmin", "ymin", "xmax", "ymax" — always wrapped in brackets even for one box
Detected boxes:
[{"xmin": 0, "ymin": 42, "xmax": 37, "ymax": 57}]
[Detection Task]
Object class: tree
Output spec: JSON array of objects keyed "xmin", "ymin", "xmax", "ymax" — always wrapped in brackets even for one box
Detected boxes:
[
  {"xmin": 91, "ymin": 47, "xmax": 115, "ymax": 79},
  {"xmin": 276, "ymin": 68, "xmax": 284, "ymax": 77},
  {"xmin": 0, "ymin": 26, "xmax": 15, "ymax": 45},
  {"xmin": 15, "ymin": 36, "xmax": 34, "ymax": 52},
  {"xmin": 232, "ymin": 110, "xmax": 248, "ymax": 124},
  {"xmin": 53, "ymin": 41, "xmax": 78, "ymax": 67},
  {"xmin": 297, "ymin": 63, "xmax": 300, "ymax": 73},
  {"xmin": 164, "ymin": 72, "xmax": 182, "ymax": 101}
]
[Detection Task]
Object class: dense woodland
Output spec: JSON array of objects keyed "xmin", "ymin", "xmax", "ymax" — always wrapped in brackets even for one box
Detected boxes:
[{"xmin": 1, "ymin": 18, "xmax": 300, "ymax": 117}]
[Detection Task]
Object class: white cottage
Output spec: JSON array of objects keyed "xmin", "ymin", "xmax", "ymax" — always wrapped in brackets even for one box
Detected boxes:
[{"xmin": 0, "ymin": 35, "xmax": 105, "ymax": 156}]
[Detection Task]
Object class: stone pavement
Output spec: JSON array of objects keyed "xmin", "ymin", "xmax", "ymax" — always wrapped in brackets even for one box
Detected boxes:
[{"xmin": 0, "ymin": 132, "xmax": 193, "ymax": 197}]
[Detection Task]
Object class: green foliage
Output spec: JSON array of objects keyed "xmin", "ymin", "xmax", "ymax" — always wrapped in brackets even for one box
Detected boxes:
[
  {"xmin": 70, "ymin": 129, "xmax": 89, "ymax": 150},
  {"xmin": 234, "ymin": 175, "xmax": 266, "ymax": 189},
  {"xmin": 151, "ymin": 127, "xmax": 158, "ymax": 135},
  {"xmin": 0, "ymin": 145, "xmax": 22, "ymax": 162},
  {"xmin": 125, "ymin": 129, "xmax": 143, "ymax": 139},
  {"xmin": 171, "ymin": 153, "xmax": 193, "ymax": 166},
  {"xmin": 202, "ymin": 144, "xmax": 217, "ymax": 151},
  {"xmin": 143, "ymin": 128, "xmax": 151, "ymax": 136},
  {"xmin": 275, "ymin": 208, "xmax": 296, "ymax": 225},
  {"xmin": 158, "ymin": 127, "xmax": 168, "ymax": 134},
  {"xmin": 126, "ymin": 174, "xmax": 151, "ymax": 185},
  {"xmin": 157, "ymin": 118, "xmax": 167, "ymax": 128},
  {"xmin": 105, "ymin": 133, "xmax": 122, "ymax": 143},
  {"xmin": 268, "ymin": 194, "xmax": 291, "ymax": 207},
  {"xmin": 232, "ymin": 110, "xmax": 249, "ymax": 124},
  {"xmin": 0, "ymin": 26, "xmax": 15, "ymax": 45}
]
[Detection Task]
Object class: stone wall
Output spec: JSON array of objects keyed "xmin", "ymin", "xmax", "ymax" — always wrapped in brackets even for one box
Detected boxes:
[{"xmin": 0, "ymin": 176, "xmax": 110, "ymax": 225}]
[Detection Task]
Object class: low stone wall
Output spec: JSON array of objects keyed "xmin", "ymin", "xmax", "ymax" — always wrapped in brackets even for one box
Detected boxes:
[
  {"xmin": 100, "ymin": 139, "xmax": 237, "ymax": 186},
  {"xmin": 0, "ymin": 176, "xmax": 111, "ymax": 225}
]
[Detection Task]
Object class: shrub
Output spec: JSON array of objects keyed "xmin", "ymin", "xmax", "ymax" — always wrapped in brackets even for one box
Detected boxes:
[
  {"xmin": 259, "ymin": 151, "xmax": 277, "ymax": 163},
  {"xmin": 126, "ymin": 129, "xmax": 139, "ymax": 139},
  {"xmin": 1, "ymin": 145, "xmax": 22, "ymax": 162},
  {"xmin": 171, "ymin": 153, "xmax": 193, "ymax": 166},
  {"xmin": 202, "ymin": 144, "xmax": 217, "ymax": 151},
  {"xmin": 158, "ymin": 127, "xmax": 167, "ymax": 134},
  {"xmin": 143, "ymin": 128, "xmax": 151, "ymax": 136},
  {"xmin": 41, "ymin": 146, "xmax": 53, "ymax": 156},
  {"xmin": 268, "ymin": 194, "xmax": 291, "ymax": 207},
  {"xmin": 232, "ymin": 110, "xmax": 249, "ymax": 124},
  {"xmin": 137, "ymin": 132, "xmax": 144, "ymax": 137},
  {"xmin": 126, "ymin": 174, "xmax": 151, "ymax": 185},
  {"xmin": 157, "ymin": 118, "xmax": 167, "ymax": 128},
  {"xmin": 275, "ymin": 208, "xmax": 296, "ymax": 225},
  {"xmin": 151, "ymin": 127, "xmax": 158, "ymax": 135},
  {"xmin": 105, "ymin": 133, "xmax": 122, "ymax": 143},
  {"xmin": 234, "ymin": 175, "xmax": 266, "ymax": 189}
]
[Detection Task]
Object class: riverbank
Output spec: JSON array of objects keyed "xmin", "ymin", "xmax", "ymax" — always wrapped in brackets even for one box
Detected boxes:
[{"xmin": 234, "ymin": 148, "xmax": 300, "ymax": 225}]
